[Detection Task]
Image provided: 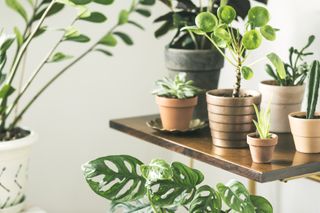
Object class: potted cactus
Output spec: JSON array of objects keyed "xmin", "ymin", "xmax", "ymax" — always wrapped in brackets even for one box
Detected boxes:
[
  {"xmin": 152, "ymin": 73, "xmax": 202, "ymax": 131},
  {"xmin": 289, "ymin": 60, "xmax": 320, "ymax": 153},
  {"xmin": 183, "ymin": 5, "xmax": 278, "ymax": 147},
  {"xmin": 260, "ymin": 35, "xmax": 315, "ymax": 133},
  {"xmin": 155, "ymin": 0, "xmax": 267, "ymax": 120},
  {"xmin": 247, "ymin": 103, "xmax": 278, "ymax": 163},
  {"xmin": 83, "ymin": 155, "xmax": 273, "ymax": 213}
]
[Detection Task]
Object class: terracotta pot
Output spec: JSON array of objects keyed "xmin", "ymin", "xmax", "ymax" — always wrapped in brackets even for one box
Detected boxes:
[
  {"xmin": 156, "ymin": 96, "xmax": 198, "ymax": 131},
  {"xmin": 259, "ymin": 80, "xmax": 305, "ymax": 133},
  {"xmin": 207, "ymin": 89, "xmax": 261, "ymax": 148},
  {"xmin": 247, "ymin": 133, "xmax": 278, "ymax": 163},
  {"xmin": 165, "ymin": 47, "xmax": 224, "ymax": 121},
  {"xmin": 288, "ymin": 112, "xmax": 320, "ymax": 153}
]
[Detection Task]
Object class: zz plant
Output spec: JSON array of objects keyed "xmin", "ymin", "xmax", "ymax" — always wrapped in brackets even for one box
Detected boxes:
[
  {"xmin": 0, "ymin": 0, "xmax": 155, "ymax": 140},
  {"xmin": 183, "ymin": 5, "xmax": 280, "ymax": 97},
  {"xmin": 152, "ymin": 73, "xmax": 203, "ymax": 99},
  {"xmin": 82, "ymin": 155, "xmax": 273, "ymax": 213},
  {"xmin": 266, "ymin": 35, "xmax": 316, "ymax": 86},
  {"xmin": 306, "ymin": 60, "xmax": 320, "ymax": 119}
]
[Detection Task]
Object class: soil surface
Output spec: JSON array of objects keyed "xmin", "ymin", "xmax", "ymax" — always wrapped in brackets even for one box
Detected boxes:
[{"xmin": 0, "ymin": 127, "xmax": 31, "ymax": 142}]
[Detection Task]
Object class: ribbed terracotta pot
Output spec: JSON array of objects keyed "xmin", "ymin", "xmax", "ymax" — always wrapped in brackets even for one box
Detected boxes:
[
  {"xmin": 156, "ymin": 96, "xmax": 198, "ymax": 131},
  {"xmin": 289, "ymin": 112, "xmax": 320, "ymax": 153},
  {"xmin": 259, "ymin": 80, "xmax": 305, "ymax": 133},
  {"xmin": 247, "ymin": 133, "xmax": 278, "ymax": 163},
  {"xmin": 165, "ymin": 47, "xmax": 224, "ymax": 121},
  {"xmin": 207, "ymin": 89, "xmax": 261, "ymax": 148}
]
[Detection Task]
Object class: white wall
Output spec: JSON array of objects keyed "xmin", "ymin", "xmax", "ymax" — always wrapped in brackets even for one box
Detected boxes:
[{"xmin": 1, "ymin": 0, "xmax": 320, "ymax": 212}]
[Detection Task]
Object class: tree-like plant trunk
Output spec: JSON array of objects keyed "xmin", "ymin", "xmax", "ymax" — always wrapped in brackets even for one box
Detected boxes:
[{"xmin": 232, "ymin": 57, "xmax": 242, "ymax": 98}]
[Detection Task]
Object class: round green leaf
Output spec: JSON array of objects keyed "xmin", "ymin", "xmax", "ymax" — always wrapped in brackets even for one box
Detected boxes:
[
  {"xmin": 214, "ymin": 27, "xmax": 231, "ymax": 43},
  {"xmin": 260, "ymin": 25, "xmax": 276, "ymax": 41},
  {"xmin": 248, "ymin": 6, "xmax": 270, "ymax": 27},
  {"xmin": 242, "ymin": 29, "xmax": 262, "ymax": 50},
  {"xmin": 195, "ymin": 12, "xmax": 217, "ymax": 33},
  {"xmin": 217, "ymin": 5, "xmax": 236, "ymax": 24},
  {"xmin": 211, "ymin": 33, "xmax": 227, "ymax": 48},
  {"xmin": 241, "ymin": 66, "xmax": 254, "ymax": 80}
]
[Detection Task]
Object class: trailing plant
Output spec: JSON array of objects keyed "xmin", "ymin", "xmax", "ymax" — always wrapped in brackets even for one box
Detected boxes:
[
  {"xmin": 253, "ymin": 103, "xmax": 271, "ymax": 139},
  {"xmin": 152, "ymin": 72, "xmax": 203, "ymax": 99},
  {"xmin": 306, "ymin": 60, "xmax": 320, "ymax": 119},
  {"xmin": 0, "ymin": 0, "xmax": 155, "ymax": 140},
  {"xmin": 182, "ymin": 5, "xmax": 282, "ymax": 97},
  {"xmin": 82, "ymin": 155, "xmax": 273, "ymax": 213},
  {"xmin": 266, "ymin": 35, "xmax": 316, "ymax": 86},
  {"xmin": 154, "ymin": 0, "xmax": 267, "ymax": 49}
]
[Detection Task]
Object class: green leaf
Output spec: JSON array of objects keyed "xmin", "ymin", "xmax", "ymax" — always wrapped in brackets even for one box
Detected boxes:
[
  {"xmin": 139, "ymin": 0, "xmax": 155, "ymax": 5},
  {"xmin": 267, "ymin": 53, "xmax": 286, "ymax": 79},
  {"xmin": 217, "ymin": 5, "xmax": 236, "ymax": 24},
  {"xmin": 0, "ymin": 34, "xmax": 15, "ymax": 52},
  {"xmin": 71, "ymin": 0, "xmax": 91, "ymax": 4},
  {"xmin": 135, "ymin": 9, "xmax": 151, "ymax": 17},
  {"xmin": 140, "ymin": 159, "xmax": 173, "ymax": 182},
  {"xmin": 99, "ymin": 34, "xmax": 117, "ymax": 46},
  {"xmin": 5, "ymin": 0, "xmax": 28, "ymax": 22},
  {"xmin": 242, "ymin": 29, "xmax": 262, "ymax": 50},
  {"xmin": 82, "ymin": 155, "xmax": 146, "ymax": 202},
  {"xmin": 95, "ymin": 48, "xmax": 113, "ymax": 56},
  {"xmin": 154, "ymin": 21, "xmax": 172, "ymax": 38},
  {"xmin": 250, "ymin": 195, "xmax": 273, "ymax": 213},
  {"xmin": 216, "ymin": 180, "xmax": 255, "ymax": 213},
  {"xmin": 113, "ymin": 32, "xmax": 133, "ymax": 45},
  {"xmin": 64, "ymin": 26, "xmax": 79, "ymax": 38},
  {"xmin": 128, "ymin": 20, "xmax": 144, "ymax": 30},
  {"xmin": 80, "ymin": 12, "xmax": 107, "ymax": 23},
  {"xmin": 48, "ymin": 52, "xmax": 73, "ymax": 63},
  {"xmin": 118, "ymin": 10, "xmax": 129, "ymax": 25},
  {"xmin": 34, "ymin": 3, "xmax": 65, "ymax": 21},
  {"xmin": 214, "ymin": 27, "xmax": 231, "ymax": 43},
  {"xmin": 241, "ymin": 66, "xmax": 254, "ymax": 80},
  {"xmin": 181, "ymin": 26, "xmax": 205, "ymax": 35},
  {"xmin": 65, "ymin": 34, "xmax": 90, "ymax": 42},
  {"xmin": 77, "ymin": 5, "xmax": 91, "ymax": 18},
  {"xmin": 0, "ymin": 84, "xmax": 15, "ymax": 99},
  {"xmin": 189, "ymin": 185, "xmax": 222, "ymax": 213},
  {"xmin": 13, "ymin": 27, "xmax": 23, "ymax": 47},
  {"xmin": 248, "ymin": 6, "xmax": 270, "ymax": 27},
  {"xmin": 260, "ymin": 25, "xmax": 276, "ymax": 41},
  {"xmin": 34, "ymin": 26, "xmax": 47, "ymax": 37},
  {"xmin": 195, "ymin": 12, "xmax": 217, "ymax": 33},
  {"xmin": 211, "ymin": 33, "xmax": 227, "ymax": 48},
  {"xmin": 93, "ymin": 0, "xmax": 114, "ymax": 5}
]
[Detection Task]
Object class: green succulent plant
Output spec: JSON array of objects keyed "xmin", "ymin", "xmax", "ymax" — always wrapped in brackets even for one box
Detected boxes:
[
  {"xmin": 266, "ymin": 35, "xmax": 316, "ymax": 86},
  {"xmin": 306, "ymin": 60, "xmax": 320, "ymax": 119},
  {"xmin": 182, "ymin": 4, "xmax": 281, "ymax": 98},
  {"xmin": 253, "ymin": 103, "xmax": 271, "ymax": 139},
  {"xmin": 152, "ymin": 73, "xmax": 203, "ymax": 99},
  {"xmin": 82, "ymin": 155, "xmax": 273, "ymax": 213}
]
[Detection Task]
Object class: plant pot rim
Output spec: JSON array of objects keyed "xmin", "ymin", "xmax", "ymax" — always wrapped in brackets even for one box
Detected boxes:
[
  {"xmin": 0, "ymin": 129, "xmax": 37, "ymax": 152},
  {"xmin": 260, "ymin": 80, "xmax": 305, "ymax": 88},
  {"xmin": 156, "ymin": 95, "xmax": 198, "ymax": 108},
  {"xmin": 165, "ymin": 45, "xmax": 218, "ymax": 53},
  {"xmin": 206, "ymin": 89, "xmax": 261, "ymax": 99},
  {"xmin": 289, "ymin": 111, "xmax": 320, "ymax": 120},
  {"xmin": 156, "ymin": 95, "xmax": 197, "ymax": 100},
  {"xmin": 247, "ymin": 133, "xmax": 278, "ymax": 146}
]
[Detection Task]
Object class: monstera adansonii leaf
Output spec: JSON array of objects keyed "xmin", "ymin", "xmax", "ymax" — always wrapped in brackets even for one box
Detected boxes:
[
  {"xmin": 216, "ymin": 180, "xmax": 255, "ymax": 213},
  {"xmin": 189, "ymin": 185, "xmax": 222, "ymax": 213},
  {"xmin": 82, "ymin": 155, "xmax": 146, "ymax": 202},
  {"xmin": 147, "ymin": 162, "xmax": 204, "ymax": 207},
  {"xmin": 250, "ymin": 195, "xmax": 273, "ymax": 213}
]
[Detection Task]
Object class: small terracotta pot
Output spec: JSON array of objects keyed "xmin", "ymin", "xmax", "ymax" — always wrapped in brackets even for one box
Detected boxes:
[
  {"xmin": 247, "ymin": 133, "xmax": 278, "ymax": 163},
  {"xmin": 288, "ymin": 112, "xmax": 320, "ymax": 153},
  {"xmin": 207, "ymin": 89, "xmax": 261, "ymax": 148},
  {"xmin": 156, "ymin": 96, "xmax": 198, "ymax": 131},
  {"xmin": 259, "ymin": 80, "xmax": 305, "ymax": 133}
]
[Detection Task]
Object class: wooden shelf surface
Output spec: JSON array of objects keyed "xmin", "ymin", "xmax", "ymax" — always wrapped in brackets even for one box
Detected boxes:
[{"xmin": 110, "ymin": 114, "xmax": 320, "ymax": 183}]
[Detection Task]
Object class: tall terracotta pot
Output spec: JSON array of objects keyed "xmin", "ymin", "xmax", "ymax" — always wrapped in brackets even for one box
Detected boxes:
[
  {"xmin": 259, "ymin": 80, "xmax": 305, "ymax": 133},
  {"xmin": 207, "ymin": 89, "xmax": 261, "ymax": 148},
  {"xmin": 165, "ymin": 47, "xmax": 224, "ymax": 121}
]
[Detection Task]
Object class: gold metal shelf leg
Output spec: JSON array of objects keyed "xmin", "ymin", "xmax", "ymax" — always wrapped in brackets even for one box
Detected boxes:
[
  {"xmin": 189, "ymin": 158, "xmax": 194, "ymax": 168},
  {"xmin": 248, "ymin": 179, "xmax": 256, "ymax": 195}
]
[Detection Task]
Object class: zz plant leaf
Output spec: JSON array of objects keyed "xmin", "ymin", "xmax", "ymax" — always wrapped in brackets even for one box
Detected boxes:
[
  {"xmin": 113, "ymin": 32, "xmax": 133, "ymax": 45},
  {"xmin": 80, "ymin": 11, "xmax": 107, "ymax": 23}
]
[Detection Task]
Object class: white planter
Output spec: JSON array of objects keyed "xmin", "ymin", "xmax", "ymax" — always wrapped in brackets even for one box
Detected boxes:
[
  {"xmin": 0, "ymin": 131, "xmax": 37, "ymax": 213},
  {"xmin": 259, "ymin": 80, "xmax": 305, "ymax": 133}
]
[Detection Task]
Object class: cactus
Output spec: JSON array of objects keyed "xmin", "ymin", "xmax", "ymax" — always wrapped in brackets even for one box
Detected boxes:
[{"xmin": 307, "ymin": 60, "xmax": 320, "ymax": 119}]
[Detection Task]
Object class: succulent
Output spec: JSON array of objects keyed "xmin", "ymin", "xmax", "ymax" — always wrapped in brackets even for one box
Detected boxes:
[
  {"xmin": 253, "ymin": 103, "xmax": 271, "ymax": 139},
  {"xmin": 266, "ymin": 35, "xmax": 316, "ymax": 86},
  {"xmin": 306, "ymin": 60, "xmax": 320, "ymax": 119},
  {"xmin": 152, "ymin": 73, "xmax": 203, "ymax": 99}
]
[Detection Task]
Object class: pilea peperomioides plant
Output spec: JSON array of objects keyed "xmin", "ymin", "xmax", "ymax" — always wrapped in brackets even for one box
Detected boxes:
[
  {"xmin": 82, "ymin": 155, "xmax": 273, "ymax": 213},
  {"xmin": 0, "ymin": 0, "xmax": 155, "ymax": 140},
  {"xmin": 182, "ymin": 4, "xmax": 279, "ymax": 97}
]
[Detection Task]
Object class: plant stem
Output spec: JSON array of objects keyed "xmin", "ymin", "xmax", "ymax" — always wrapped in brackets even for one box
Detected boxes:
[{"xmin": 232, "ymin": 55, "xmax": 242, "ymax": 97}]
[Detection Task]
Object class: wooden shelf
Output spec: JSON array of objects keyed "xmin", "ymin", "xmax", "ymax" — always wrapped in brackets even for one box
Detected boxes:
[{"xmin": 110, "ymin": 114, "xmax": 320, "ymax": 183}]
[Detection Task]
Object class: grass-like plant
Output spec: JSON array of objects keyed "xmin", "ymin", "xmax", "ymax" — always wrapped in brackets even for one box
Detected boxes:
[
  {"xmin": 266, "ymin": 35, "xmax": 316, "ymax": 86},
  {"xmin": 82, "ymin": 155, "xmax": 273, "ymax": 213},
  {"xmin": 152, "ymin": 73, "xmax": 203, "ymax": 99},
  {"xmin": 306, "ymin": 60, "xmax": 320, "ymax": 119},
  {"xmin": 182, "ymin": 4, "xmax": 283, "ymax": 97},
  {"xmin": 0, "ymin": 0, "xmax": 155, "ymax": 140},
  {"xmin": 253, "ymin": 103, "xmax": 271, "ymax": 139}
]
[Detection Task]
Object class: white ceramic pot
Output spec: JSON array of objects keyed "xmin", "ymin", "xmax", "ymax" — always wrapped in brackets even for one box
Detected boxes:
[
  {"xmin": 0, "ymin": 131, "xmax": 37, "ymax": 213},
  {"xmin": 259, "ymin": 80, "xmax": 305, "ymax": 133}
]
